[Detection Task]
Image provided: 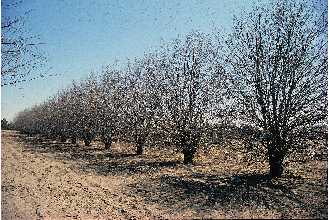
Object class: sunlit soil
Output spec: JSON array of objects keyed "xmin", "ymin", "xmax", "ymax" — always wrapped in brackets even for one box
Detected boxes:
[{"xmin": 1, "ymin": 130, "xmax": 327, "ymax": 219}]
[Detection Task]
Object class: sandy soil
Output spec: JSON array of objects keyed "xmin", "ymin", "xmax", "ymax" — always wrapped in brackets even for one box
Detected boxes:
[{"xmin": 1, "ymin": 130, "xmax": 328, "ymax": 219}]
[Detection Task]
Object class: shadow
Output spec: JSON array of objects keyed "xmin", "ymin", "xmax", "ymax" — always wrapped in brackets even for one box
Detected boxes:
[
  {"xmin": 129, "ymin": 172, "xmax": 328, "ymax": 219},
  {"xmin": 13, "ymin": 132, "xmax": 328, "ymax": 218},
  {"xmin": 17, "ymin": 134, "xmax": 181, "ymax": 176},
  {"xmin": 107, "ymin": 153, "xmax": 137, "ymax": 158},
  {"xmin": 81, "ymin": 159, "xmax": 180, "ymax": 176}
]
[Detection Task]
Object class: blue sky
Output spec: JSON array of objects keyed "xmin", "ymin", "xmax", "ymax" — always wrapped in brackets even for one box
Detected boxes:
[{"xmin": 2, "ymin": 0, "xmax": 325, "ymax": 121}]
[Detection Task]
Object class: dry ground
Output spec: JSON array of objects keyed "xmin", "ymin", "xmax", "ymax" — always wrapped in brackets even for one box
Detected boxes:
[{"xmin": 1, "ymin": 130, "xmax": 328, "ymax": 219}]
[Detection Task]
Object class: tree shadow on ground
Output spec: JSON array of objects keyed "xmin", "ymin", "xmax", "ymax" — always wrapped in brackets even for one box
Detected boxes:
[
  {"xmin": 129, "ymin": 172, "xmax": 327, "ymax": 219},
  {"xmin": 15, "ymin": 133, "xmax": 327, "ymax": 219},
  {"xmin": 81, "ymin": 160, "xmax": 179, "ymax": 176},
  {"xmin": 17, "ymin": 134, "xmax": 181, "ymax": 176}
]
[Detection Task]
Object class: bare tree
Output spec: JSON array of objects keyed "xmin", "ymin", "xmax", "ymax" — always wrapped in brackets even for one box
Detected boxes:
[
  {"xmin": 97, "ymin": 67, "xmax": 125, "ymax": 150},
  {"xmin": 158, "ymin": 31, "xmax": 223, "ymax": 164},
  {"xmin": 223, "ymin": 0, "xmax": 327, "ymax": 177},
  {"xmin": 77, "ymin": 76, "xmax": 100, "ymax": 146},
  {"xmin": 120, "ymin": 55, "xmax": 161, "ymax": 155},
  {"xmin": 1, "ymin": 1, "xmax": 46, "ymax": 86}
]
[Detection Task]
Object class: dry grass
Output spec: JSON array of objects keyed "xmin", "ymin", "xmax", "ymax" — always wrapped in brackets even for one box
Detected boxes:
[{"xmin": 1, "ymin": 130, "xmax": 327, "ymax": 219}]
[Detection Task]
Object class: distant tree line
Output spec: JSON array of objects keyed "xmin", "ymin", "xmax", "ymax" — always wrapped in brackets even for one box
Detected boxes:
[{"xmin": 12, "ymin": 0, "xmax": 327, "ymax": 178}]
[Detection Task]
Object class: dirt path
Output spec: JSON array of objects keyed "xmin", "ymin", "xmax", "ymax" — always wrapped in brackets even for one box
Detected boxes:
[{"xmin": 1, "ymin": 130, "xmax": 328, "ymax": 219}]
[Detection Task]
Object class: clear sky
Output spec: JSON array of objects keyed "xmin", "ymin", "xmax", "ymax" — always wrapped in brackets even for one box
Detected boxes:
[{"xmin": 2, "ymin": 0, "xmax": 324, "ymax": 121}]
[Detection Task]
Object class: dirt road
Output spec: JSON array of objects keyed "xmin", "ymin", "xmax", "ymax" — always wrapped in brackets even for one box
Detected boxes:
[{"xmin": 1, "ymin": 130, "xmax": 328, "ymax": 219}]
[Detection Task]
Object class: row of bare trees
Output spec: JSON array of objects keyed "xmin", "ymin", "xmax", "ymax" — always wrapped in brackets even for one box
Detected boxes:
[{"xmin": 13, "ymin": 0, "xmax": 327, "ymax": 178}]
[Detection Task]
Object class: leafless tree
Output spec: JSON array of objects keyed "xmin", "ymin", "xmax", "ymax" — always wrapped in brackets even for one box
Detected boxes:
[
  {"xmin": 157, "ymin": 31, "xmax": 224, "ymax": 164},
  {"xmin": 96, "ymin": 67, "xmax": 126, "ymax": 149},
  {"xmin": 120, "ymin": 55, "xmax": 161, "ymax": 155},
  {"xmin": 223, "ymin": 0, "xmax": 327, "ymax": 177},
  {"xmin": 1, "ymin": 1, "xmax": 46, "ymax": 86}
]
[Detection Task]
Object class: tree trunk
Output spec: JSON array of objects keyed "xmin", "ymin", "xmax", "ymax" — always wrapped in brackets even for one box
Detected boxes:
[
  {"xmin": 269, "ymin": 156, "xmax": 283, "ymax": 177},
  {"xmin": 83, "ymin": 129, "xmax": 94, "ymax": 147},
  {"xmin": 268, "ymin": 140, "xmax": 284, "ymax": 178},
  {"xmin": 104, "ymin": 141, "xmax": 111, "ymax": 150},
  {"xmin": 183, "ymin": 150, "xmax": 194, "ymax": 164},
  {"xmin": 136, "ymin": 143, "xmax": 143, "ymax": 155},
  {"xmin": 102, "ymin": 129, "xmax": 112, "ymax": 150},
  {"xmin": 182, "ymin": 144, "xmax": 197, "ymax": 164},
  {"xmin": 84, "ymin": 138, "xmax": 91, "ymax": 146},
  {"xmin": 60, "ymin": 135, "xmax": 67, "ymax": 143}
]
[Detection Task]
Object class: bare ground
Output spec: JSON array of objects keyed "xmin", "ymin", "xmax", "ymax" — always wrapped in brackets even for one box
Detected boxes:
[{"xmin": 1, "ymin": 130, "xmax": 328, "ymax": 219}]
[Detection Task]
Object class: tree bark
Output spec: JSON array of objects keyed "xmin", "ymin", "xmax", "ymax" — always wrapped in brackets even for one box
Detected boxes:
[
  {"xmin": 136, "ymin": 143, "xmax": 143, "ymax": 155},
  {"xmin": 182, "ymin": 144, "xmax": 197, "ymax": 164},
  {"xmin": 83, "ymin": 129, "xmax": 94, "ymax": 147},
  {"xmin": 60, "ymin": 135, "xmax": 67, "ymax": 143},
  {"xmin": 84, "ymin": 138, "xmax": 91, "ymax": 146},
  {"xmin": 104, "ymin": 141, "xmax": 111, "ymax": 150},
  {"xmin": 102, "ymin": 128, "xmax": 112, "ymax": 150},
  {"xmin": 269, "ymin": 156, "xmax": 283, "ymax": 177},
  {"xmin": 268, "ymin": 140, "xmax": 284, "ymax": 178}
]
